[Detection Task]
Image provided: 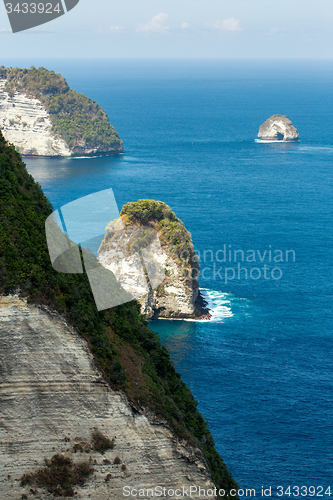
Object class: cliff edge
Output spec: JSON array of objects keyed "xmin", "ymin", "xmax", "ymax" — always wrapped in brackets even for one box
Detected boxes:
[
  {"xmin": 98, "ymin": 199, "xmax": 211, "ymax": 320},
  {"xmin": 0, "ymin": 131, "xmax": 237, "ymax": 497},
  {"xmin": 258, "ymin": 114, "xmax": 300, "ymax": 142},
  {"xmin": 0, "ymin": 66, "xmax": 123, "ymax": 157}
]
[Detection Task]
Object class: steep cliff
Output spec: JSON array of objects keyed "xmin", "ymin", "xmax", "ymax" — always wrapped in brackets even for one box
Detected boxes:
[
  {"xmin": 0, "ymin": 295, "xmax": 215, "ymax": 499},
  {"xmin": 0, "ymin": 132, "xmax": 238, "ymax": 497},
  {"xmin": 98, "ymin": 199, "xmax": 211, "ymax": 320},
  {"xmin": 0, "ymin": 66, "xmax": 123, "ymax": 156},
  {"xmin": 258, "ymin": 114, "xmax": 300, "ymax": 142}
]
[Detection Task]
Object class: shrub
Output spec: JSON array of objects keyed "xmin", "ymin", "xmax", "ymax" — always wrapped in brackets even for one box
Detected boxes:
[
  {"xmin": 113, "ymin": 456, "xmax": 121, "ymax": 465},
  {"xmin": 20, "ymin": 454, "xmax": 93, "ymax": 497},
  {"xmin": 91, "ymin": 429, "xmax": 115, "ymax": 453}
]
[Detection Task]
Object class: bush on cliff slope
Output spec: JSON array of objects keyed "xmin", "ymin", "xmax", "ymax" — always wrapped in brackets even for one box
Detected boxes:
[
  {"xmin": 0, "ymin": 132, "xmax": 238, "ymax": 497},
  {"xmin": 1, "ymin": 66, "xmax": 123, "ymax": 152}
]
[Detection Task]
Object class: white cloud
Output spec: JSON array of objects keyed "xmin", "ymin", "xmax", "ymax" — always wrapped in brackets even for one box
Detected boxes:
[
  {"xmin": 223, "ymin": 18, "xmax": 242, "ymax": 31},
  {"xmin": 268, "ymin": 27, "xmax": 286, "ymax": 35},
  {"xmin": 136, "ymin": 13, "xmax": 169, "ymax": 33},
  {"xmin": 181, "ymin": 22, "xmax": 189, "ymax": 29},
  {"xmin": 209, "ymin": 18, "xmax": 243, "ymax": 32},
  {"xmin": 109, "ymin": 26, "xmax": 125, "ymax": 32}
]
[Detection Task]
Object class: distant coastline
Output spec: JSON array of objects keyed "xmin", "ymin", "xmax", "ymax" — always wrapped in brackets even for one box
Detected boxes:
[{"xmin": 0, "ymin": 66, "xmax": 124, "ymax": 157}]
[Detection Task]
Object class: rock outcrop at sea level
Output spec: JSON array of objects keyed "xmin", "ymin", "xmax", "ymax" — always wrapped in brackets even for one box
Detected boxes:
[
  {"xmin": 98, "ymin": 199, "xmax": 211, "ymax": 320},
  {"xmin": 258, "ymin": 114, "xmax": 300, "ymax": 142}
]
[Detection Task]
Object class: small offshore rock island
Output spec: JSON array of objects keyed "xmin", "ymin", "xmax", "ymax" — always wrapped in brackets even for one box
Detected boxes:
[
  {"xmin": 0, "ymin": 66, "xmax": 124, "ymax": 157},
  {"xmin": 98, "ymin": 199, "xmax": 211, "ymax": 320},
  {"xmin": 258, "ymin": 114, "xmax": 300, "ymax": 142}
]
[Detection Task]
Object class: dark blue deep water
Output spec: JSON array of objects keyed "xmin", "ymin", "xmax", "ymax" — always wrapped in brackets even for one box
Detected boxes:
[{"xmin": 25, "ymin": 60, "xmax": 333, "ymax": 497}]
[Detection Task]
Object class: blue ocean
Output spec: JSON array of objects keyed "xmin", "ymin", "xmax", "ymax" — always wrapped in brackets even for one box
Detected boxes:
[{"xmin": 24, "ymin": 59, "xmax": 333, "ymax": 497}]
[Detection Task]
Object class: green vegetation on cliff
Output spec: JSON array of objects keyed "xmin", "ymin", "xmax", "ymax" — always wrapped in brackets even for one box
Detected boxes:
[
  {"xmin": 0, "ymin": 66, "xmax": 123, "ymax": 153},
  {"xmin": 0, "ymin": 133, "xmax": 238, "ymax": 497}
]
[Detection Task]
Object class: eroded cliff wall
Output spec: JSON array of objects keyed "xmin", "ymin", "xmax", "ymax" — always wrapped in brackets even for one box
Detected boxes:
[{"xmin": 0, "ymin": 295, "xmax": 214, "ymax": 500}]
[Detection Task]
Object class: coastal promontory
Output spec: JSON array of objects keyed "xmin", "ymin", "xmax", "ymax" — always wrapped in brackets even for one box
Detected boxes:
[
  {"xmin": 258, "ymin": 114, "xmax": 300, "ymax": 142},
  {"xmin": 0, "ymin": 66, "xmax": 123, "ymax": 156},
  {"xmin": 98, "ymin": 199, "xmax": 211, "ymax": 320}
]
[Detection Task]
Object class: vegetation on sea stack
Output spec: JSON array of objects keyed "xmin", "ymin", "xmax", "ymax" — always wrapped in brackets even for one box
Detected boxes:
[
  {"xmin": 121, "ymin": 199, "xmax": 197, "ymax": 261},
  {"xmin": 0, "ymin": 132, "xmax": 238, "ymax": 497},
  {"xmin": 101, "ymin": 198, "xmax": 200, "ymax": 272},
  {"xmin": 0, "ymin": 66, "xmax": 123, "ymax": 152}
]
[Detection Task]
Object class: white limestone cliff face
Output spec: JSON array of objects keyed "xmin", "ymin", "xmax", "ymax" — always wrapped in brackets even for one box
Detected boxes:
[
  {"xmin": 98, "ymin": 237, "xmax": 204, "ymax": 320},
  {"xmin": 258, "ymin": 114, "xmax": 300, "ymax": 142},
  {"xmin": 0, "ymin": 295, "xmax": 215, "ymax": 500},
  {"xmin": 0, "ymin": 81, "xmax": 71, "ymax": 157}
]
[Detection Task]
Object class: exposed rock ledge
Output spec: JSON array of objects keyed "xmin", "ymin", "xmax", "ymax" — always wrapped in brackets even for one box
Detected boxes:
[
  {"xmin": 0, "ymin": 295, "xmax": 214, "ymax": 499},
  {"xmin": 258, "ymin": 114, "xmax": 300, "ymax": 142}
]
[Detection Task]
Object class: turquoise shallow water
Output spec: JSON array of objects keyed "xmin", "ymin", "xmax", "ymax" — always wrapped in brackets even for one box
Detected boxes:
[{"xmin": 25, "ymin": 60, "xmax": 333, "ymax": 497}]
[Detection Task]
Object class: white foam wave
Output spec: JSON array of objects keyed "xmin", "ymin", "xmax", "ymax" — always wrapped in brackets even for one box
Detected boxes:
[
  {"xmin": 157, "ymin": 289, "xmax": 233, "ymax": 323},
  {"xmin": 71, "ymin": 155, "xmax": 101, "ymax": 159},
  {"xmin": 255, "ymin": 139, "xmax": 296, "ymax": 144},
  {"xmin": 200, "ymin": 288, "xmax": 233, "ymax": 322},
  {"xmin": 157, "ymin": 289, "xmax": 250, "ymax": 323}
]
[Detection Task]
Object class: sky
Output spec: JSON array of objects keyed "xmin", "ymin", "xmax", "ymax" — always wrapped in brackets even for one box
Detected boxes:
[{"xmin": 0, "ymin": 0, "xmax": 332, "ymax": 60}]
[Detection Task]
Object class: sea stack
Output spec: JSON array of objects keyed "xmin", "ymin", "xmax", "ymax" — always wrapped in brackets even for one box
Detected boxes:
[
  {"xmin": 258, "ymin": 114, "xmax": 300, "ymax": 142},
  {"xmin": 98, "ymin": 199, "xmax": 211, "ymax": 320}
]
